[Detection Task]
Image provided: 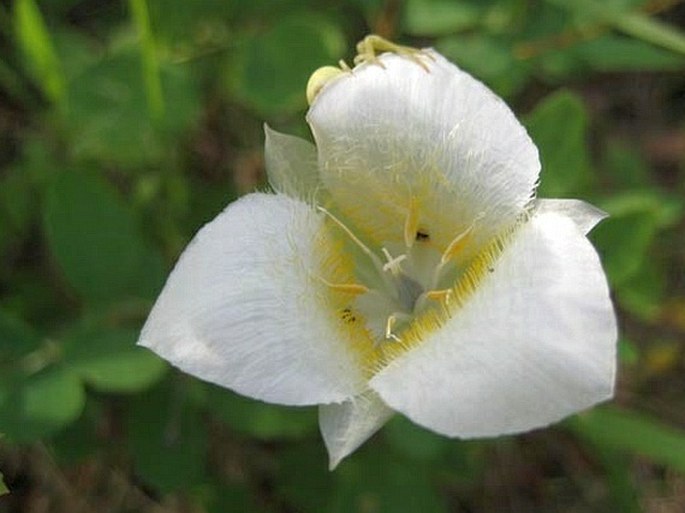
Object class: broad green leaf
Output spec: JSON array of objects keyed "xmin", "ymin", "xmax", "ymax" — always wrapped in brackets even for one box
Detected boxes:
[
  {"xmin": 403, "ymin": 0, "xmax": 483, "ymax": 36},
  {"xmin": 525, "ymin": 90, "xmax": 592, "ymax": 197},
  {"xmin": 43, "ymin": 171, "xmax": 165, "ymax": 304},
  {"xmin": 615, "ymin": 259, "xmax": 666, "ymax": 321},
  {"xmin": 571, "ymin": 407, "xmax": 685, "ymax": 474},
  {"xmin": 0, "ymin": 366, "xmax": 85, "ymax": 442},
  {"xmin": 127, "ymin": 380, "xmax": 208, "ymax": 492},
  {"xmin": 331, "ymin": 451, "xmax": 448, "ymax": 513},
  {"xmin": 575, "ymin": 35, "xmax": 685, "ymax": 72},
  {"xmin": 602, "ymin": 140, "xmax": 651, "ymax": 189},
  {"xmin": 384, "ymin": 415, "xmax": 451, "ymax": 461},
  {"xmin": 227, "ymin": 15, "xmax": 345, "ymax": 114},
  {"xmin": 0, "ymin": 309, "xmax": 40, "ymax": 363},
  {"xmin": 66, "ymin": 49, "xmax": 199, "ymax": 166},
  {"xmin": 207, "ymin": 385, "xmax": 318, "ymax": 440},
  {"xmin": 278, "ymin": 444, "xmax": 334, "ymax": 513},
  {"xmin": 437, "ymin": 35, "xmax": 530, "ymax": 97},
  {"xmin": 13, "ymin": 0, "xmax": 67, "ymax": 108},
  {"xmin": 64, "ymin": 327, "xmax": 166, "ymax": 393},
  {"xmin": 592, "ymin": 191, "xmax": 682, "ymax": 286}
]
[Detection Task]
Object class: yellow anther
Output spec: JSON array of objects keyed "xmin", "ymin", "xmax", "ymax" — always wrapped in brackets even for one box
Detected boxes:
[
  {"xmin": 318, "ymin": 277, "xmax": 369, "ymax": 295},
  {"xmin": 425, "ymin": 289, "xmax": 452, "ymax": 305},
  {"xmin": 403, "ymin": 197, "xmax": 421, "ymax": 248},
  {"xmin": 353, "ymin": 34, "xmax": 434, "ymax": 72},
  {"xmin": 440, "ymin": 228, "xmax": 472, "ymax": 265},
  {"xmin": 306, "ymin": 65, "xmax": 345, "ymax": 105}
]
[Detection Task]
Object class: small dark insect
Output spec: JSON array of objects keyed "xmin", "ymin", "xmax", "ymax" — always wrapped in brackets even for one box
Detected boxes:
[{"xmin": 416, "ymin": 230, "xmax": 430, "ymax": 241}]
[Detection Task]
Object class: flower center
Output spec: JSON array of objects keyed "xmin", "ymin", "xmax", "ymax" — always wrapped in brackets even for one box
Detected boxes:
[{"xmin": 317, "ymin": 200, "xmax": 483, "ymax": 347}]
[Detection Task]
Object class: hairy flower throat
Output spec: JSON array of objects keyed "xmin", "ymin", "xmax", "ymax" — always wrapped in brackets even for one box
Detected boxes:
[{"xmin": 317, "ymin": 198, "xmax": 496, "ymax": 356}]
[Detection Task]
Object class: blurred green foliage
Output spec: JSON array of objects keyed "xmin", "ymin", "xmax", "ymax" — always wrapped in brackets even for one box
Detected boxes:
[{"xmin": 0, "ymin": 0, "xmax": 684, "ymax": 511}]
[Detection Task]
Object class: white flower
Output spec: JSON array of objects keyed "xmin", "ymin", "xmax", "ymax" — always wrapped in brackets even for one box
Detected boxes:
[{"xmin": 139, "ymin": 37, "xmax": 617, "ymax": 470}]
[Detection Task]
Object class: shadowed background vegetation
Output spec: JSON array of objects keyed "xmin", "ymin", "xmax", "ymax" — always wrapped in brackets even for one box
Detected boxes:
[{"xmin": 1, "ymin": 0, "xmax": 685, "ymax": 511}]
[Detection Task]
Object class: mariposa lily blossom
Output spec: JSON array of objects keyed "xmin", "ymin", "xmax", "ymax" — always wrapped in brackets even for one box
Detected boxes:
[{"xmin": 139, "ymin": 35, "xmax": 617, "ymax": 469}]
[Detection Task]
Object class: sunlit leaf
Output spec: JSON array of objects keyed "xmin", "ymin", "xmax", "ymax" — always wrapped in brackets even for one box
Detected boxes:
[
  {"xmin": 13, "ymin": 0, "xmax": 67, "ymax": 108},
  {"xmin": 437, "ymin": 34, "xmax": 530, "ymax": 97},
  {"xmin": 0, "ymin": 366, "xmax": 85, "ymax": 442},
  {"xmin": 227, "ymin": 15, "xmax": 344, "ymax": 113},
  {"xmin": 128, "ymin": 0, "xmax": 164, "ymax": 119},
  {"xmin": 575, "ymin": 35, "xmax": 685, "ymax": 72},
  {"xmin": 64, "ymin": 327, "xmax": 167, "ymax": 393},
  {"xmin": 525, "ymin": 89, "xmax": 592, "ymax": 197},
  {"xmin": 43, "ymin": 171, "xmax": 165, "ymax": 304}
]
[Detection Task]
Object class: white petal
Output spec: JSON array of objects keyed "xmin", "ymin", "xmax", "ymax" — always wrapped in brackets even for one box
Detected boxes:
[
  {"xmin": 264, "ymin": 124, "xmax": 319, "ymax": 200},
  {"xmin": 306, "ymin": 51, "xmax": 539, "ymax": 256},
  {"xmin": 319, "ymin": 389, "xmax": 394, "ymax": 470},
  {"xmin": 139, "ymin": 193, "xmax": 366, "ymax": 406},
  {"xmin": 535, "ymin": 199, "xmax": 608, "ymax": 234},
  {"xmin": 370, "ymin": 209, "xmax": 616, "ymax": 437}
]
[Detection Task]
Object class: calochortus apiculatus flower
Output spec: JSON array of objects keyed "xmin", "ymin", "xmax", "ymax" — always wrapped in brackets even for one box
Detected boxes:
[{"xmin": 139, "ymin": 35, "xmax": 617, "ymax": 469}]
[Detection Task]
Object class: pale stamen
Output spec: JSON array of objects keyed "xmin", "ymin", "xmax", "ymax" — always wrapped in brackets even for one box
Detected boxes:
[
  {"xmin": 384, "ymin": 314, "xmax": 402, "ymax": 342},
  {"xmin": 381, "ymin": 247, "xmax": 407, "ymax": 275}
]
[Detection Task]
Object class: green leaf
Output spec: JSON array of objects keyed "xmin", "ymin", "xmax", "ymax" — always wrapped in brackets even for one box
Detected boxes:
[
  {"xmin": 570, "ymin": 407, "xmax": 685, "ymax": 474},
  {"xmin": 592, "ymin": 191, "xmax": 682, "ymax": 286},
  {"xmin": 64, "ymin": 327, "xmax": 166, "ymax": 393},
  {"xmin": 436, "ymin": 35, "xmax": 530, "ymax": 97},
  {"xmin": 0, "ymin": 309, "xmax": 40, "ymax": 363},
  {"xmin": 0, "ymin": 471, "xmax": 8, "ymax": 496},
  {"xmin": 384, "ymin": 415, "xmax": 451, "ymax": 461},
  {"xmin": 593, "ymin": 445, "xmax": 642, "ymax": 513},
  {"xmin": 228, "ymin": 15, "xmax": 345, "ymax": 114},
  {"xmin": 403, "ymin": 0, "xmax": 483, "ymax": 36},
  {"xmin": 43, "ymin": 171, "xmax": 165, "ymax": 304},
  {"xmin": 66, "ymin": 49, "xmax": 199, "ymax": 166},
  {"xmin": 50, "ymin": 397, "xmax": 105, "ymax": 464},
  {"xmin": 128, "ymin": 0, "xmax": 165, "ymax": 119},
  {"xmin": 331, "ymin": 451, "xmax": 448, "ymax": 513},
  {"xmin": 0, "ymin": 366, "xmax": 85, "ymax": 443},
  {"xmin": 602, "ymin": 140, "xmax": 652, "ymax": 189},
  {"xmin": 277, "ymin": 444, "xmax": 334, "ymax": 512},
  {"xmin": 127, "ymin": 379, "xmax": 208, "ymax": 492},
  {"xmin": 207, "ymin": 385, "xmax": 318, "ymax": 440},
  {"xmin": 524, "ymin": 90, "xmax": 592, "ymax": 197},
  {"xmin": 612, "ymin": 11, "xmax": 685, "ymax": 57},
  {"xmin": 575, "ymin": 35, "xmax": 685, "ymax": 72},
  {"xmin": 13, "ymin": 0, "xmax": 67, "ymax": 108},
  {"xmin": 205, "ymin": 484, "xmax": 268, "ymax": 513},
  {"xmin": 546, "ymin": 0, "xmax": 685, "ymax": 56}
]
